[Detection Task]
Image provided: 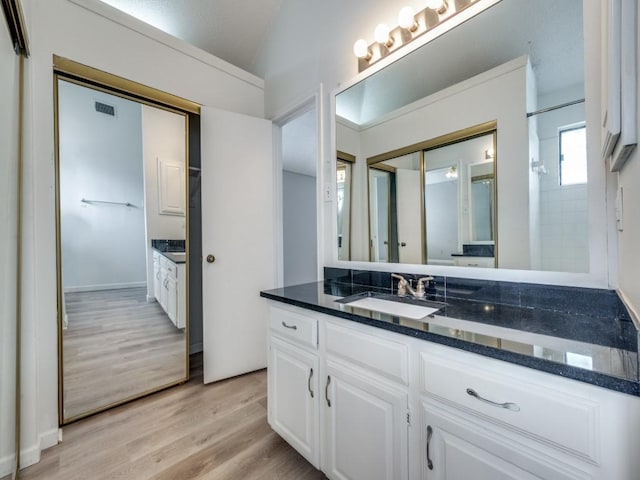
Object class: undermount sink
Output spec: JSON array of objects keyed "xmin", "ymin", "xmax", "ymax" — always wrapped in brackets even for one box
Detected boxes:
[{"xmin": 338, "ymin": 293, "xmax": 444, "ymax": 320}]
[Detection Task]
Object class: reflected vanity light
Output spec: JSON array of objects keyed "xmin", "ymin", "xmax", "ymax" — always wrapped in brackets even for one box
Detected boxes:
[
  {"xmin": 445, "ymin": 166, "xmax": 458, "ymax": 178},
  {"xmin": 353, "ymin": 0, "xmax": 490, "ymax": 72},
  {"xmin": 485, "ymin": 148, "xmax": 494, "ymax": 159}
]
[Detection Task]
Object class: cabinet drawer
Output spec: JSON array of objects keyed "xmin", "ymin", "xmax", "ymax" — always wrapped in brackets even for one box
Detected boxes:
[
  {"xmin": 325, "ymin": 321, "xmax": 409, "ymax": 385},
  {"xmin": 270, "ymin": 307, "xmax": 318, "ymax": 349},
  {"xmin": 165, "ymin": 261, "xmax": 177, "ymax": 278},
  {"xmin": 420, "ymin": 351, "xmax": 599, "ymax": 462}
]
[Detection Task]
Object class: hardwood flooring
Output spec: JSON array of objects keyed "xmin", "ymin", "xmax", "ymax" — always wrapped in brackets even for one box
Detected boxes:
[
  {"xmin": 19, "ymin": 356, "xmax": 326, "ymax": 480},
  {"xmin": 62, "ymin": 288, "xmax": 186, "ymax": 421}
]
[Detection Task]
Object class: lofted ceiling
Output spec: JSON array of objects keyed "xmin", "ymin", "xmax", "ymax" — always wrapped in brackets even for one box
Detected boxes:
[{"xmin": 98, "ymin": 0, "xmax": 284, "ymax": 73}]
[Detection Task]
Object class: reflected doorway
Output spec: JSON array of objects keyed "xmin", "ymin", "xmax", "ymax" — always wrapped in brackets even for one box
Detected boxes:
[{"xmin": 55, "ymin": 75, "xmax": 190, "ymax": 423}]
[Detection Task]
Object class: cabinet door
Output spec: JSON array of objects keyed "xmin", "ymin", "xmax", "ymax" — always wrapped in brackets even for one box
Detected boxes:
[
  {"xmin": 422, "ymin": 401, "xmax": 575, "ymax": 480},
  {"xmin": 268, "ymin": 336, "xmax": 320, "ymax": 468},
  {"xmin": 153, "ymin": 258, "xmax": 161, "ymax": 301},
  {"xmin": 324, "ymin": 361, "xmax": 408, "ymax": 480},
  {"xmin": 157, "ymin": 157, "xmax": 185, "ymax": 215},
  {"xmin": 167, "ymin": 276, "xmax": 177, "ymax": 326}
]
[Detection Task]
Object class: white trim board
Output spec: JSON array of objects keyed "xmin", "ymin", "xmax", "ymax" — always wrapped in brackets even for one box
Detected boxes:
[{"xmin": 63, "ymin": 281, "xmax": 147, "ymax": 293}]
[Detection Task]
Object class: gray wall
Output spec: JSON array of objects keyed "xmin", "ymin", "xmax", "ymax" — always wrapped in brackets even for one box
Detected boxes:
[{"xmin": 283, "ymin": 171, "xmax": 317, "ymax": 286}]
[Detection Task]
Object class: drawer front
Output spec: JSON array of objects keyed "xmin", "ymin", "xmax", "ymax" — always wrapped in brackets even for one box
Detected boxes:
[
  {"xmin": 270, "ymin": 307, "xmax": 318, "ymax": 349},
  {"xmin": 420, "ymin": 351, "xmax": 599, "ymax": 462},
  {"xmin": 325, "ymin": 321, "xmax": 409, "ymax": 385}
]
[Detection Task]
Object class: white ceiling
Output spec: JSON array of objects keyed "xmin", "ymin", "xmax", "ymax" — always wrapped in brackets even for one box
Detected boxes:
[{"xmin": 98, "ymin": 0, "xmax": 284, "ymax": 73}]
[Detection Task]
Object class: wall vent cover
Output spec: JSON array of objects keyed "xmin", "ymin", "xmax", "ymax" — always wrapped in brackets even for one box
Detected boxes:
[{"xmin": 95, "ymin": 101, "xmax": 115, "ymax": 116}]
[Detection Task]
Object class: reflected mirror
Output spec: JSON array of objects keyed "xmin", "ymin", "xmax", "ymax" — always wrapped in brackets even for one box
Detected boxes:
[
  {"xmin": 56, "ymin": 77, "xmax": 189, "ymax": 423},
  {"xmin": 367, "ymin": 126, "xmax": 497, "ymax": 267},
  {"xmin": 335, "ymin": 0, "xmax": 589, "ymax": 273}
]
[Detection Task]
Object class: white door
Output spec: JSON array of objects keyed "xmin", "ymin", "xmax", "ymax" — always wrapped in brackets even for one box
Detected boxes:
[
  {"xmin": 396, "ymin": 168, "xmax": 422, "ymax": 264},
  {"xmin": 268, "ymin": 336, "xmax": 320, "ymax": 468},
  {"xmin": 201, "ymin": 107, "xmax": 274, "ymax": 383},
  {"xmin": 324, "ymin": 361, "xmax": 409, "ymax": 480}
]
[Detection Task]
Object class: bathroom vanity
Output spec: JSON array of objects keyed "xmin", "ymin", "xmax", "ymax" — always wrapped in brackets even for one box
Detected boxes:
[
  {"xmin": 152, "ymin": 247, "xmax": 186, "ymax": 330},
  {"xmin": 261, "ymin": 270, "xmax": 640, "ymax": 480}
]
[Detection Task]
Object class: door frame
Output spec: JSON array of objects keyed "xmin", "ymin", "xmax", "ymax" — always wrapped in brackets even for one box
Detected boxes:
[{"xmin": 271, "ymin": 87, "xmax": 324, "ymax": 287}]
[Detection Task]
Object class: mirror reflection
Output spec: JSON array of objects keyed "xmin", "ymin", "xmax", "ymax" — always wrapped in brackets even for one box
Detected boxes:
[
  {"xmin": 57, "ymin": 78, "xmax": 188, "ymax": 422},
  {"xmin": 367, "ymin": 128, "xmax": 497, "ymax": 267},
  {"xmin": 335, "ymin": 0, "xmax": 588, "ymax": 273}
]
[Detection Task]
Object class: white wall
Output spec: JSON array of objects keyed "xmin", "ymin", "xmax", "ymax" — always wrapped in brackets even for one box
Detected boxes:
[
  {"xmin": 283, "ymin": 171, "xmax": 318, "ymax": 285},
  {"xmin": 141, "ymin": 105, "xmax": 187, "ymax": 298},
  {"xmin": 19, "ymin": 0, "xmax": 265, "ymax": 468},
  {"xmin": 255, "ymin": 0, "xmax": 611, "ymax": 288},
  {"xmin": 0, "ymin": 15, "xmax": 19, "ymax": 477},
  {"xmin": 58, "ymin": 80, "xmax": 147, "ymax": 291}
]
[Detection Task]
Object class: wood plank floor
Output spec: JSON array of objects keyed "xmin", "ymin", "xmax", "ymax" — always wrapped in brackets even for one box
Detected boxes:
[
  {"xmin": 19, "ymin": 356, "xmax": 327, "ymax": 480},
  {"xmin": 62, "ymin": 288, "xmax": 186, "ymax": 420}
]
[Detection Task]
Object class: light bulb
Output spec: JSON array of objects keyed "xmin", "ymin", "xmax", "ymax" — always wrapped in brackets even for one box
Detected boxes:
[
  {"xmin": 374, "ymin": 23, "xmax": 391, "ymax": 45},
  {"xmin": 426, "ymin": 0, "xmax": 448, "ymax": 13},
  {"xmin": 353, "ymin": 39, "xmax": 371, "ymax": 59},
  {"xmin": 398, "ymin": 6, "xmax": 417, "ymax": 30}
]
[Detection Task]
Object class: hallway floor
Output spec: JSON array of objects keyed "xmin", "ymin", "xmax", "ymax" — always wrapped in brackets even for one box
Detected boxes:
[{"xmin": 19, "ymin": 356, "xmax": 326, "ymax": 479}]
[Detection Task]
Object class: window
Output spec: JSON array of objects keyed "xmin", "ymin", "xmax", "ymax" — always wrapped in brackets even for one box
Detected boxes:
[{"xmin": 559, "ymin": 125, "xmax": 587, "ymax": 185}]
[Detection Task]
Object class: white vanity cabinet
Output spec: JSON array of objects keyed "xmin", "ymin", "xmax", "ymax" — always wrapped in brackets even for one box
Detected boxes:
[
  {"xmin": 268, "ymin": 307, "xmax": 321, "ymax": 468},
  {"xmin": 153, "ymin": 251, "xmax": 186, "ymax": 329},
  {"xmin": 266, "ymin": 301, "xmax": 640, "ymax": 480},
  {"xmin": 268, "ymin": 305, "xmax": 409, "ymax": 480}
]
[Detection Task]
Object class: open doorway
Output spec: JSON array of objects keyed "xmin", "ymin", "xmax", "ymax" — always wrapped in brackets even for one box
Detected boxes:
[{"xmin": 277, "ymin": 102, "xmax": 319, "ymax": 286}]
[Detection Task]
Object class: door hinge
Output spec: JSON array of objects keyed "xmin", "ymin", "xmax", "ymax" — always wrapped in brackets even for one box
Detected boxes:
[{"xmin": 406, "ymin": 412, "xmax": 411, "ymax": 425}]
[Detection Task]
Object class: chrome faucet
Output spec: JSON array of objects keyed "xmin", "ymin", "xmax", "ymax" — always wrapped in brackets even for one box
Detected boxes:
[{"xmin": 392, "ymin": 274, "xmax": 434, "ymax": 299}]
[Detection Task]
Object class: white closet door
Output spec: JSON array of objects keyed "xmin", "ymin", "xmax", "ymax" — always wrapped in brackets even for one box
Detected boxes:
[{"xmin": 200, "ymin": 106, "xmax": 274, "ymax": 383}]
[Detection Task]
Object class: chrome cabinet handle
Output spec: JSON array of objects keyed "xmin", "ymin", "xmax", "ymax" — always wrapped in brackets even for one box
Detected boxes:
[
  {"xmin": 466, "ymin": 388, "xmax": 520, "ymax": 412},
  {"xmin": 308, "ymin": 368, "xmax": 314, "ymax": 398},
  {"xmin": 281, "ymin": 321, "xmax": 297, "ymax": 330},
  {"xmin": 426, "ymin": 425, "xmax": 433, "ymax": 470},
  {"xmin": 325, "ymin": 375, "xmax": 331, "ymax": 407}
]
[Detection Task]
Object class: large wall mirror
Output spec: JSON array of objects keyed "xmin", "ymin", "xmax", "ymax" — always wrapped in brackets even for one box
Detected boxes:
[
  {"xmin": 54, "ymin": 63, "xmax": 192, "ymax": 423},
  {"xmin": 335, "ymin": 0, "xmax": 590, "ymax": 273}
]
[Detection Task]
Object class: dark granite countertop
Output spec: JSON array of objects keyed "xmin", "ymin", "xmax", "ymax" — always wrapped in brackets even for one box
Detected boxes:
[
  {"xmin": 153, "ymin": 248, "xmax": 186, "ymax": 264},
  {"xmin": 260, "ymin": 279, "xmax": 640, "ymax": 396}
]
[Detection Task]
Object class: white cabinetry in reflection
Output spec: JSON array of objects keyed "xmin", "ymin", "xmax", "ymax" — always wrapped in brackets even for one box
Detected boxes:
[
  {"xmin": 157, "ymin": 157, "xmax": 185, "ymax": 216},
  {"xmin": 152, "ymin": 250, "xmax": 186, "ymax": 329},
  {"xmin": 266, "ymin": 302, "xmax": 640, "ymax": 480}
]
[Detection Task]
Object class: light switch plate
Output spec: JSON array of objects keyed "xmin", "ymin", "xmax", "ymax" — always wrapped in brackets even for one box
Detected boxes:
[{"xmin": 324, "ymin": 184, "xmax": 332, "ymax": 202}]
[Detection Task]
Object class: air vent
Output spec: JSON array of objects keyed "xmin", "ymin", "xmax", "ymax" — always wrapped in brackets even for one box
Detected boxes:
[{"xmin": 95, "ymin": 101, "xmax": 115, "ymax": 116}]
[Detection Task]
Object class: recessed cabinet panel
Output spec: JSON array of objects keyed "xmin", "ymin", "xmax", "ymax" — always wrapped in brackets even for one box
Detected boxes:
[
  {"xmin": 422, "ymin": 399, "xmax": 581, "ymax": 480},
  {"xmin": 420, "ymin": 351, "xmax": 599, "ymax": 462},
  {"xmin": 324, "ymin": 360, "xmax": 408, "ymax": 480},
  {"xmin": 325, "ymin": 320, "xmax": 409, "ymax": 385},
  {"xmin": 268, "ymin": 337, "xmax": 320, "ymax": 468},
  {"xmin": 157, "ymin": 157, "xmax": 185, "ymax": 216}
]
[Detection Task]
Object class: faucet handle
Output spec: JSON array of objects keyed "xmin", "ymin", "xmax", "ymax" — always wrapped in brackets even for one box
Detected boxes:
[
  {"xmin": 391, "ymin": 273, "xmax": 408, "ymax": 296},
  {"xmin": 415, "ymin": 277, "xmax": 434, "ymax": 298}
]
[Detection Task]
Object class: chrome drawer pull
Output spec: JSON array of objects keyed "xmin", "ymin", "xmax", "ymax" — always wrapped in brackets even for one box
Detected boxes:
[
  {"xmin": 426, "ymin": 425, "xmax": 434, "ymax": 470},
  {"xmin": 281, "ymin": 321, "xmax": 297, "ymax": 330},
  {"xmin": 325, "ymin": 375, "xmax": 331, "ymax": 407},
  {"xmin": 308, "ymin": 368, "xmax": 314, "ymax": 398},
  {"xmin": 466, "ymin": 388, "xmax": 520, "ymax": 412}
]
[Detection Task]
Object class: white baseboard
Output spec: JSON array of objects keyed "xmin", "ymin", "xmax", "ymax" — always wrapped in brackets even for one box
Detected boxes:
[
  {"xmin": 64, "ymin": 281, "xmax": 147, "ymax": 293},
  {"xmin": 20, "ymin": 428, "xmax": 59, "ymax": 470},
  {"xmin": 190, "ymin": 342, "xmax": 203, "ymax": 354},
  {"xmin": 146, "ymin": 294, "xmax": 157, "ymax": 303},
  {"xmin": 0, "ymin": 452, "xmax": 16, "ymax": 478}
]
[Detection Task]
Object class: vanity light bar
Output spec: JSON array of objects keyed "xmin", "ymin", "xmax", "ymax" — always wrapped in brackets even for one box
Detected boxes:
[{"xmin": 353, "ymin": 0, "xmax": 484, "ymax": 72}]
